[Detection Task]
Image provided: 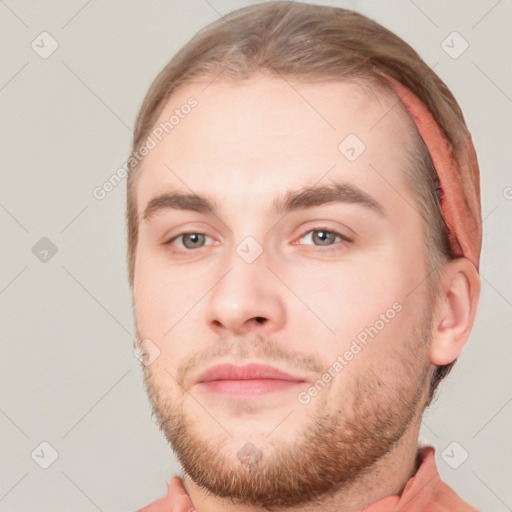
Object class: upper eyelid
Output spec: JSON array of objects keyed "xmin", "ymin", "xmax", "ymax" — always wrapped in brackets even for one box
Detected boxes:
[
  {"xmin": 164, "ymin": 224, "xmax": 215, "ymax": 241},
  {"xmin": 295, "ymin": 227, "xmax": 351, "ymax": 244}
]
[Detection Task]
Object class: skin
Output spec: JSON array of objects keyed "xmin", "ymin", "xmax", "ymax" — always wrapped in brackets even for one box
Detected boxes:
[{"xmin": 132, "ymin": 76, "xmax": 480, "ymax": 511}]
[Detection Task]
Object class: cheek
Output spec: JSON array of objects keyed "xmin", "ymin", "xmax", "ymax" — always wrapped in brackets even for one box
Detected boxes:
[
  {"xmin": 133, "ymin": 248, "xmax": 218, "ymax": 373},
  {"xmin": 275, "ymin": 255, "xmax": 421, "ymax": 387},
  {"xmin": 279, "ymin": 258, "xmax": 404, "ymax": 341},
  {"xmin": 134, "ymin": 248, "xmax": 194, "ymax": 337}
]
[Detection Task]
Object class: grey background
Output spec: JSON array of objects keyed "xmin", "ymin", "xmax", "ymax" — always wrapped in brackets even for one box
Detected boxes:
[{"xmin": 0, "ymin": 0, "xmax": 511, "ymax": 511}]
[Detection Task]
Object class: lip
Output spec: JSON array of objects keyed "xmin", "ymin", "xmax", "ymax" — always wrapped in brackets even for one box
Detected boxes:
[{"xmin": 194, "ymin": 363, "xmax": 306, "ymax": 397}]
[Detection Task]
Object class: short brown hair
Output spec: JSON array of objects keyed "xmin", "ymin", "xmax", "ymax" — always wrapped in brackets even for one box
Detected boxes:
[{"xmin": 127, "ymin": 1, "xmax": 471, "ymax": 402}]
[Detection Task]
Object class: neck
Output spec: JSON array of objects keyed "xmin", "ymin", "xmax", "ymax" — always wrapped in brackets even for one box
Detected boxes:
[{"xmin": 182, "ymin": 419, "xmax": 422, "ymax": 512}]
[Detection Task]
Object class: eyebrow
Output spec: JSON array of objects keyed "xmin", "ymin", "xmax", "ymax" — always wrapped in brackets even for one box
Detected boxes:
[
  {"xmin": 142, "ymin": 182, "xmax": 384, "ymax": 221},
  {"xmin": 143, "ymin": 193, "xmax": 215, "ymax": 221},
  {"xmin": 273, "ymin": 182, "xmax": 384, "ymax": 216}
]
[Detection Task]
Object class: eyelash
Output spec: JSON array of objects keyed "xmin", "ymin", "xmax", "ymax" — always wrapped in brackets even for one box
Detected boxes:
[
  {"xmin": 165, "ymin": 232, "xmax": 213, "ymax": 251},
  {"xmin": 165, "ymin": 228, "xmax": 351, "ymax": 252},
  {"xmin": 295, "ymin": 228, "xmax": 351, "ymax": 249}
]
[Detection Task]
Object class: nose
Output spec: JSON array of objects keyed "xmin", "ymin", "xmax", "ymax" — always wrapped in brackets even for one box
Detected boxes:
[{"xmin": 205, "ymin": 247, "xmax": 286, "ymax": 336}]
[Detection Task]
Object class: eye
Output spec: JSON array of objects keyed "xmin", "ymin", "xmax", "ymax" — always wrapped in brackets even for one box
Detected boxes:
[
  {"xmin": 166, "ymin": 232, "xmax": 212, "ymax": 250},
  {"xmin": 297, "ymin": 228, "xmax": 349, "ymax": 247}
]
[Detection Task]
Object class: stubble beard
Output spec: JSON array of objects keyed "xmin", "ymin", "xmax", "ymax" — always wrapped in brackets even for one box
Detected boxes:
[{"xmin": 140, "ymin": 319, "xmax": 432, "ymax": 509}]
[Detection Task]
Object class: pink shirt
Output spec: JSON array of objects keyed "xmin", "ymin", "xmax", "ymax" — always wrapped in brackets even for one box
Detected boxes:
[{"xmin": 137, "ymin": 446, "xmax": 479, "ymax": 512}]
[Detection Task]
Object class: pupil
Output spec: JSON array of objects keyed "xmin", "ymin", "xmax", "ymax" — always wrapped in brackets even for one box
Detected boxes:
[
  {"xmin": 314, "ymin": 230, "xmax": 332, "ymax": 245},
  {"xmin": 185, "ymin": 233, "xmax": 203, "ymax": 248}
]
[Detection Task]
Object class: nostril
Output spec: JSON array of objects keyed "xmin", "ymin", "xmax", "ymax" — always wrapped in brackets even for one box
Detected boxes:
[{"xmin": 254, "ymin": 316, "xmax": 266, "ymax": 324}]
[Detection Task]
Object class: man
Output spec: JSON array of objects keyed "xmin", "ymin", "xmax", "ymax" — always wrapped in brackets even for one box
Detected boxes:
[{"xmin": 128, "ymin": 2, "xmax": 482, "ymax": 510}]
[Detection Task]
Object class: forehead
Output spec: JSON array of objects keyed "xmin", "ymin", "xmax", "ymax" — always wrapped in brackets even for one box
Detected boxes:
[{"xmin": 134, "ymin": 76, "xmax": 416, "ymax": 214}]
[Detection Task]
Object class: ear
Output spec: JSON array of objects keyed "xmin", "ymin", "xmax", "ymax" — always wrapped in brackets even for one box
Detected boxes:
[{"xmin": 429, "ymin": 258, "xmax": 481, "ymax": 366}]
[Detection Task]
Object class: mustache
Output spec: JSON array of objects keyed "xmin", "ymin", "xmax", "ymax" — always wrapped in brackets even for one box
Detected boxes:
[{"xmin": 174, "ymin": 332, "xmax": 326, "ymax": 386}]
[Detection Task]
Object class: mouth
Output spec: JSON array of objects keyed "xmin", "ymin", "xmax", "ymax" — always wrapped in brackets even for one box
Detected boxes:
[{"xmin": 194, "ymin": 363, "xmax": 307, "ymax": 397}]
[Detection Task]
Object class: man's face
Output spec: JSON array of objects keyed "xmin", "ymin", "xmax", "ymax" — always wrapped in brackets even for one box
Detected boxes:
[{"xmin": 132, "ymin": 77, "xmax": 434, "ymax": 507}]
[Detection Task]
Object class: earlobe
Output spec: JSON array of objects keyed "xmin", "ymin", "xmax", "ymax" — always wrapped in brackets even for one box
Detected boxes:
[{"xmin": 429, "ymin": 258, "xmax": 481, "ymax": 366}]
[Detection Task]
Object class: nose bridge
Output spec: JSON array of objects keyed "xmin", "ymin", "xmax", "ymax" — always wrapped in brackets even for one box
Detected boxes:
[{"xmin": 205, "ymin": 236, "xmax": 285, "ymax": 334}]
